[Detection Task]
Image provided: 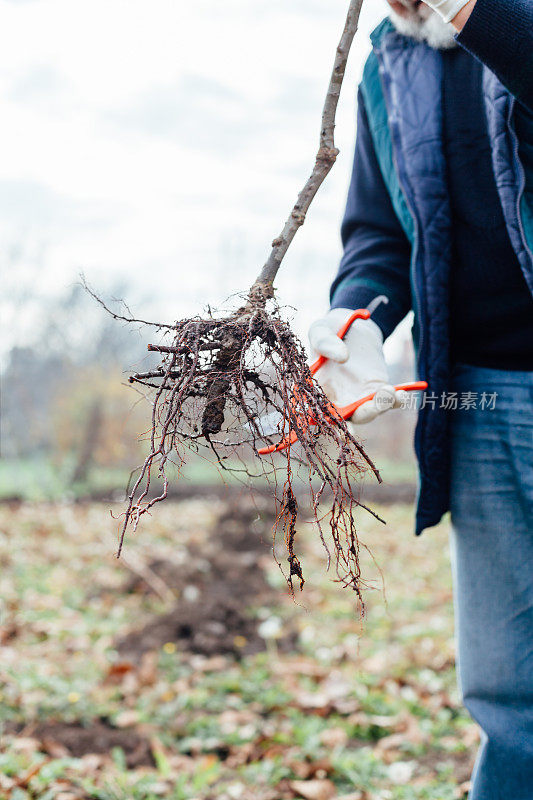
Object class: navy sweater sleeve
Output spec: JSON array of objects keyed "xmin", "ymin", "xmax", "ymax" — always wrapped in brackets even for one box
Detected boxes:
[
  {"xmin": 457, "ymin": 0, "xmax": 533, "ymax": 111},
  {"xmin": 330, "ymin": 89, "xmax": 412, "ymax": 339}
]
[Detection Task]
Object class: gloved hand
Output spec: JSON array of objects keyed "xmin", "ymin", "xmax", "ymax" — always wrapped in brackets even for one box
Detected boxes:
[{"xmin": 308, "ymin": 308, "xmax": 407, "ymax": 424}]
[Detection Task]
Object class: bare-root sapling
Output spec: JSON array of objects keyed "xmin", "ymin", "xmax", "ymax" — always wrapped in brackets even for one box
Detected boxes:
[{"xmin": 97, "ymin": 1, "xmax": 384, "ymax": 601}]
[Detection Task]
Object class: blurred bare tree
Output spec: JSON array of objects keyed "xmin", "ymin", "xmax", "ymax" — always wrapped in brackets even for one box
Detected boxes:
[{"xmin": 1, "ymin": 275, "xmax": 152, "ymax": 488}]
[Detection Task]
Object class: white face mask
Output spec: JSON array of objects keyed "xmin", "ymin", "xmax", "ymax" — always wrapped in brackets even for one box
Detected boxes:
[{"xmin": 388, "ymin": 3, "xmax": 457, "ymax": 50}]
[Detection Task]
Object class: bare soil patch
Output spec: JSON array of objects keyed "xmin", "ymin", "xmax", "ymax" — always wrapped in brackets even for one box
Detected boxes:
[
  {"xmin": 6, "ymin": 719, "xmax": 154, "ymax": 768},
  {"xmin": 116, "ymin": 502, "xmax": 297, "ymax": 660}
]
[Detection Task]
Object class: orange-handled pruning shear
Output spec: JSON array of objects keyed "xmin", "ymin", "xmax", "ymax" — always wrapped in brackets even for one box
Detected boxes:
[{"xmin": 258, "ymin": 308, "xmax": 427, "ymax": 455}]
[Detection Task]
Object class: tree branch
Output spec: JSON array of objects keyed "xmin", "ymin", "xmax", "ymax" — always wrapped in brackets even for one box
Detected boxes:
[{"xmin": 251, "ymin": 0, "xmax": 364, "ymax": 296}]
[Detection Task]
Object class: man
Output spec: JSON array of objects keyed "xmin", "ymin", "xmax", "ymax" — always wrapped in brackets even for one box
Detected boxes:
[{"xmin": 309, "ymin": 0, "xmax": 533, "ymax": 797}]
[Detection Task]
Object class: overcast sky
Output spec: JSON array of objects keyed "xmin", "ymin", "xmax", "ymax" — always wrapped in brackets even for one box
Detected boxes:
[{"xmin": 1, "ymin": 0, "xmax": 414, "ymax": 359}]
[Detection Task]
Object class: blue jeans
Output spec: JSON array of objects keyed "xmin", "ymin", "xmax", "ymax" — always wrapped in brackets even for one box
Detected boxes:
[{"xmin": 450, "ymin": 364, "xmax": 533, "ymax": 800}]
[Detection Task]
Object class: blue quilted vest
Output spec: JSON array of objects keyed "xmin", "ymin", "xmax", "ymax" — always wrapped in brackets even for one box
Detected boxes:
[{"xmin": 360, "ymin": 20, "xmax": 533, "ymax": 533}]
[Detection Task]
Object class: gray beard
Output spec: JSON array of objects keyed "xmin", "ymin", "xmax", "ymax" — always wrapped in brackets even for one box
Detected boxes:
[{"xmin": 389, "ymin": 7, "xmax": 457, "ymax": 50}]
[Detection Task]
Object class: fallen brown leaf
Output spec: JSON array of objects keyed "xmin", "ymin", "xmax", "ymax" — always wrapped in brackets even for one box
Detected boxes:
[
  {"xmin": 319, "ymin": 727, "xmax": 349, "ymax": 748},
  {"xmin": 289, "ymin": 778, "xmax": 336, "ymax": 800},
  {"xmin": 105, "ymin": 661, "xmax": 134, "ymax": 683},
  {"xmin": 41, "ymin": 737, "xmax": 70, "ymax": 758},
  {"xmin": 288, "ymin": 758, "xmax": 333, "ymax": 779}
]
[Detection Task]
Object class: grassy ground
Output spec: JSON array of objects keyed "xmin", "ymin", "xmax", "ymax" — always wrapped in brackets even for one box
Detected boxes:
[
  {"xmin": 0, "ymin": 458, "xmax": 129, "ymax": 503},
  {"xmin": 0, "ymin": 456, "xmax": 417, "ymax": 502},
  {"xmin": 0, "ymin": 496, "xmax": 477, "ymax": 800}
]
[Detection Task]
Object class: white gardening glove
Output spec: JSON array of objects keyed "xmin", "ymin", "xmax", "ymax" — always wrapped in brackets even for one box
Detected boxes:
[
  {"xmin": 420, "ymin": 0, "xmax": 471, "ymax": 24},
  {"xmin": 308, "ymin": 308, "xmax": 407, "ymax": 425}
]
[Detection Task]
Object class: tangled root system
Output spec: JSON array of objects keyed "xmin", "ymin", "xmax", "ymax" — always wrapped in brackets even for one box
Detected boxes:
[
  {"xmin": 122, "ymin": 289, "xmax": 383, "ymax": 601},
  {"xmin": 88, "ymin": 0, "xmax": 374, "ymax": 600}
]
